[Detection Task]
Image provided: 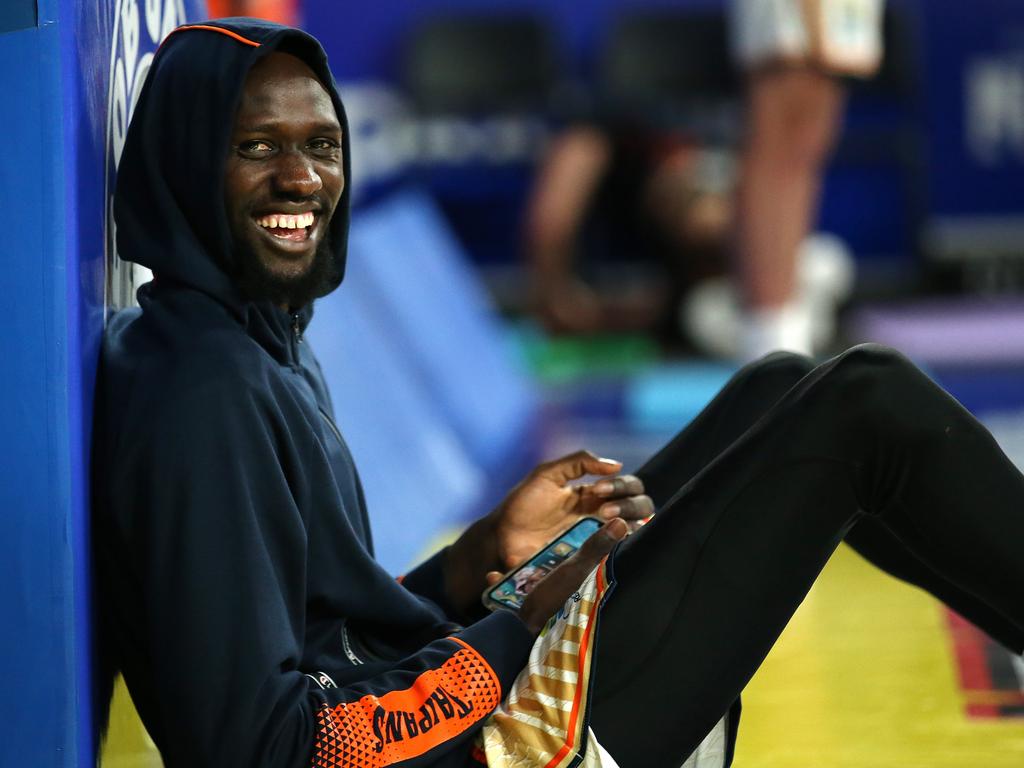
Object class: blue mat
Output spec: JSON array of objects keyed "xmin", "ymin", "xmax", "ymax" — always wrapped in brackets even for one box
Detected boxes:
[{"xmin": 625, "ymin": 362, "xmax": 739, "ymax": 433}]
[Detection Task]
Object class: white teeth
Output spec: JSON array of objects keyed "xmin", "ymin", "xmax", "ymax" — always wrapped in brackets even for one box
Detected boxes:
[{"xmin": 256, "ymin": 212, "xmax": 316, "ymax": 229}]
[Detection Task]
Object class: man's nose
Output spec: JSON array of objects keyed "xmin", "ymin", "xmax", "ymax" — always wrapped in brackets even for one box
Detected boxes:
[{"xmin": 273, "ymin": 150, "xmax": 323, "ymax": 198}]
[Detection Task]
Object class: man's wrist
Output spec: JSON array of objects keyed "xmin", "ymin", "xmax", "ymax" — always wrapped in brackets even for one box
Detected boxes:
[{"xmin": 443, "ymin": 512, "xmax": 502, "ymax": 616}]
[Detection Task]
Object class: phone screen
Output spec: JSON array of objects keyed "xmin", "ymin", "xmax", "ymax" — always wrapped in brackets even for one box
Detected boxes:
[{"xmin": 483, "ymin": 517, "xmax": 603, "ymax": 612}]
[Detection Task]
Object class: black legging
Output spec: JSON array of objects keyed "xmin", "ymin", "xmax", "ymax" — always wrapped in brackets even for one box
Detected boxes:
[{"xmin": 588, "ymin": 345, "xmax": 1024, "ymax": 767}]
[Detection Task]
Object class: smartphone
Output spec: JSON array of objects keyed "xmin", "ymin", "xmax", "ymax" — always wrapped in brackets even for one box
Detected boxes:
[{"xmin": 481, "ymin": 517, "xmax": 603, "ymax": 612}]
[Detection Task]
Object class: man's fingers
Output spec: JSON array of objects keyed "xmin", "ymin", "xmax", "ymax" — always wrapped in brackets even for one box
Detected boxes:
[
  {"xmin": 517, "ymin": 519, "xmax": 627, "ymax": 634},
  {"xmin": 534, "ymin": 450, "xmax": 622, "ymax": 485},
  {"xmin": 554, "ymin": 519, "xmax": 626, "ymax": 584},
  {"xmin": 485, "ymin": 571, "xmax": 504, "ymax": 587},
  {"xmin": 592, "ymin": 517, "xmax": 628, "ymax": 549},
  {"xmin": 597, "ymin": 494, "xmax": 655, "ymax": 521},
  {"xmin": 577, "ymin": 518, "xmax": 627, "ymax": 559},
  {"xmin": 589, "ymin": 474, "xmax": 644, "ymax": 498}
]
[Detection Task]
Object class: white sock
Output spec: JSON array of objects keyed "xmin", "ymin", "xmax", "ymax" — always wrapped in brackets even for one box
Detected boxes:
[{"xmin": 741, "ymin": 301, "xmax": 814, "ymax": 361}]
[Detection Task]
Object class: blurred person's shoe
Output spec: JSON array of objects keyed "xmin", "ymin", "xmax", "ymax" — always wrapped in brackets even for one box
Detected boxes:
[
  {"xmin": 800, "ymin": 233, "xmax": 856, "ymax": 352},
  {"xmin": 680, "ymin": 233, "xmax": 855, "ymax": 360}
]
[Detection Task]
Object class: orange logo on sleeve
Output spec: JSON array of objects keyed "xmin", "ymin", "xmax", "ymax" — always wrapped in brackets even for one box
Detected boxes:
[{"xmin": 313, "ymin": 641, "xmax": 501, "ymax": 767}]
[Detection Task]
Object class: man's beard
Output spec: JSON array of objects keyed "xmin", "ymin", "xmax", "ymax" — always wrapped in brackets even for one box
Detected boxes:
[{"xmin": 232, "ymin": 234, "xmax": 338, "ymax": 310}]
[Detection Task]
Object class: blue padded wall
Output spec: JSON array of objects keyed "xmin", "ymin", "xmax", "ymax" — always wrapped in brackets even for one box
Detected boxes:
[
  {"xmin": 0, "ymin": 3, "xmax": 86, "ymax": 763},
  {"xmin": 347, "ymin": 190, "xmax": 538, "ymax": 472},
  {"xmin": 307, "ymin": 190, "xmax": 540, "ymax": 572}
]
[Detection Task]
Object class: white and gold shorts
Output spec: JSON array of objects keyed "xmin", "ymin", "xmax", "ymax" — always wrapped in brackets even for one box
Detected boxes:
[
  {"xmin": 731, "ymin": 0, "xmax": 884, "ymax": 77},
  {"xmin": 478, "ymin": 559, "xmax": 728, "ymax": 768}
]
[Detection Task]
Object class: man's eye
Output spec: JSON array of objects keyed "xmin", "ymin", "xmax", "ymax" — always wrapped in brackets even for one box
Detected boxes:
[
  {"xmin": 309, "ymin": 139, "xmax": 340, "ymax": 154},
  {"xmin": 238, "ymin": 140, "xmax": 273, "ymax": 154}
]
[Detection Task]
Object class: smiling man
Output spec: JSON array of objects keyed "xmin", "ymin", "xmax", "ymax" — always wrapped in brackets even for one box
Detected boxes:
[
  {"xmin": 95, "ymin": 17, "xmax": 1024, "ymax": 768},
  {"xmin": 94, "ymin": 19, "xmax": 644, "ymax": 768},
  {"xmin": 224, "ymin": 50, "xmax": 343, "ymax": 309}
]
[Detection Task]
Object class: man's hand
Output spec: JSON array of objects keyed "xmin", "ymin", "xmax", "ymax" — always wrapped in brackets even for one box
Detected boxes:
[
  {"xmin": 443, "ymin": 451, "xmax": 654, "ymax": 617},
  {"xmin": 490, "ymin": 451, "xmax": 653, "ymax": 571}
]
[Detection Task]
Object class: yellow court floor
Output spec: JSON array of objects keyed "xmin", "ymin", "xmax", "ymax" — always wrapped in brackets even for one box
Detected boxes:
[{"xmin": 734, "ymin": 544, "xmax": 1024, "ymax": 767}]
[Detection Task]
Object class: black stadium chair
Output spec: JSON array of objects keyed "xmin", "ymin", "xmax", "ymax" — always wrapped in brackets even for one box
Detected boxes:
[
  {"xmin": 403, "ymin": 15, "xmax": 561, "ymax": 115},
  {"xmin": 398, "ymin": 15, "xmax": 567, "ymax": 269},
  {"xmin": 600, "ymin": 10, "xmax": 740, "ymax": 141}
]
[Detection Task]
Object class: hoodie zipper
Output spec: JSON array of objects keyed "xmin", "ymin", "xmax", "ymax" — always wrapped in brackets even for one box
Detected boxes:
[
  {"xmin": 318, "ymin": 406, "xmax": 344, "ymax": 444},
  {"xmin": 288, "ymin": 311, "xmax": 342, "ymax": 442},
  {"xmin": 289, "ymin": 312, "xmax": 303, "ymax": 372}
]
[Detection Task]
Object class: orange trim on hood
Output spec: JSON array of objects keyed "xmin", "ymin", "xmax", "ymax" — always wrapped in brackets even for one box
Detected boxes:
[{"xmin": 162, "ymin": 24, "xmax": 262, "ymax": 49}]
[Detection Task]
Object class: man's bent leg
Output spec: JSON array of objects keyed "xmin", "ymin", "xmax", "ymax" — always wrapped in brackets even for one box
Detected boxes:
[
  {"xmin": 636, "ymin": 351, "xmax": 814, "ymax": 507},
  {"xmin": 846, "ymin": 519, "xmax": 1024, "ymax": 653},
  {"xmin": 639, "ymin": 352, "xmax": 1024, "ymax": 654},
  {"xmin": 589, "ymin": 345, "xmax": 1024, "ymax": 767}
]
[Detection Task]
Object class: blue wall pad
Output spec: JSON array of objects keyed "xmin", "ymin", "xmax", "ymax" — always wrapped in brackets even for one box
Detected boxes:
[
  {"xmin": 307, "ymin": 262, "xmax": 485, "ymax": 574},
  {"xmin": 0, "ymin": 18, "xmax": 81, "ymax": 766},
  {"xmin": 626, "ymin": 362, "xmax": 739, "ymax": 434},
  {"xmin": 346, "ymin": 189, "xmax": 539, "ymax": 472}
]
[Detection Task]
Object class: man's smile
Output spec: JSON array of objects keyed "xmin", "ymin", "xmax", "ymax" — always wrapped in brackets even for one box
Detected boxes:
[{"xmin": 252, "ymin": 210, "xmax": 322, "ymax": 252}]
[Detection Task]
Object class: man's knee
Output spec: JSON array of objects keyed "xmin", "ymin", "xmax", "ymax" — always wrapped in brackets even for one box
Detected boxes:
[
  {"xmin": 831, "ymin": 343, "xmax": 915, "ymax": 383},
  {"xmin": 741, "ymin": 350, "xmax": 815, "ymax": 392},
  {"xmin": 825, "ymin": 344, "xmax": 931, "ymax": 426}
]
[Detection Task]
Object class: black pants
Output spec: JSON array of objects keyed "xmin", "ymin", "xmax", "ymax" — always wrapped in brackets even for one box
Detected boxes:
[{"xmin": 589, "ymin": 345, "xmax": 1024, "ymax": 767}]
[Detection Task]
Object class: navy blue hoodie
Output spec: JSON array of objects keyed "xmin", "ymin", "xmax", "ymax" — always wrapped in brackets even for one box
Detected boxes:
[{"xmin": 94, "ymin": 19, "xmax": 533, "ymax": 768}]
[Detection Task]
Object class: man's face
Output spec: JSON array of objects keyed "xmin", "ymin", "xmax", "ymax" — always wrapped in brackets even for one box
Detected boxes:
[{"xmin": 224, "ymin": 52, "xmax": 344, "ymax": 309}]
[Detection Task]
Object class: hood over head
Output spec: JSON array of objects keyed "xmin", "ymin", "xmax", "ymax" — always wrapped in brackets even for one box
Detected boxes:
[{"xmin": 113, "ymin": 18, "xmax": 351, "ymax": 316}]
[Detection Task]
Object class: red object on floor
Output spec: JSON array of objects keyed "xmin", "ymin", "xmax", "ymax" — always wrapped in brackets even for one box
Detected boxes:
[{"xmin": 946, "ymin": 610, "xmax": 1024, "ymax": 718}]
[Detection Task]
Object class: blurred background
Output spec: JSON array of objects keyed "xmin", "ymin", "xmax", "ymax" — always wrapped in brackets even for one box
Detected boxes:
[{"xmin": 4, "ymin": 0, "xmax": 1024, "ymax": 765}]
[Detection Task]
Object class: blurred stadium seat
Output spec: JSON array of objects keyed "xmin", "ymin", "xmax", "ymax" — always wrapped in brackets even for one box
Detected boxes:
[
  {"xmin": 400, "ymin": 14, "xmax": 565, "ymax": 268},
  {"xmin": 600, "ymin": 8, "xmax": 740, "ymax": 142},
  {"xmin": 403, "ymin": 14, "xmax": 560, "ymax": 115}
]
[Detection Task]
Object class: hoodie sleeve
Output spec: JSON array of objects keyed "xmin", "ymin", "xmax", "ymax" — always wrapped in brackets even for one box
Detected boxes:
[
  {"xmin": 114, "ymin": 378, "xmax": 534, "ymax": 768},
  {"xmin": 401, "ymin": 548, "xmax": 495, "ymax": 627},
  {"xmin": 400, "ymin": 548, "xmax": 457, "ymax": 615}
]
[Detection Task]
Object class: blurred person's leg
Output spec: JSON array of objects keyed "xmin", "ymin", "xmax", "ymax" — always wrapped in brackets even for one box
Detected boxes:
[
  {"xmin": 589, "ymin": 345, "xmax": 1024, "ymax": 766},
  {"xmin": 645, "ymin": 145, "xmax": 735, "ymax": 344},
  {"xmin": 736, "ymin": 66, "xmax": 845, "ymax": 357},
  {"xmin": 731, "ymin": 0, "xmax": 884, "ymax": 360},
  {"xmin": 524, "ymin": 126, "xmax": 612, "ymax": 333}
]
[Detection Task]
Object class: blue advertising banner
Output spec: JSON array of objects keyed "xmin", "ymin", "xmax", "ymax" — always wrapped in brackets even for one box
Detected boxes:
[{"xmin": 921, "ymin": 0, "xmax": 1024, "ymax": 260}]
